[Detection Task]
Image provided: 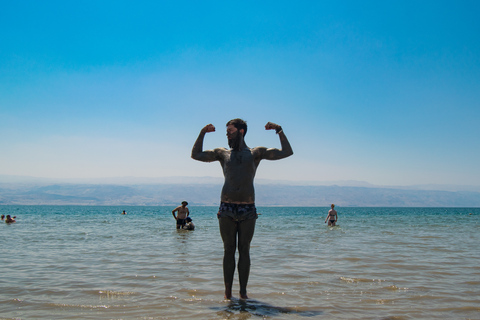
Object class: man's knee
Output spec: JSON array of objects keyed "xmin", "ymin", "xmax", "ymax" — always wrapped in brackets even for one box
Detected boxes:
[
  {"xmin": 224, "ymin": 242, "xmax": 236, "ymax": 254},
  {"xmin": 238, "ymin": 242, "xmax": 251, "ymax": 255}
]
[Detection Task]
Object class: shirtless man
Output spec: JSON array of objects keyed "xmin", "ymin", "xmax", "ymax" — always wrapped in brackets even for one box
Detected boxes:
[
  {"xmin": 172, "ymin": 201, "xmax": 190, "ymax": 229},
  {"xmin": 325, "ymin": 204, "xmax": 338, "ymax": 226},
  {"xmin": 191, "ymin": 118, "xmax": 293, "ymax": 300}
]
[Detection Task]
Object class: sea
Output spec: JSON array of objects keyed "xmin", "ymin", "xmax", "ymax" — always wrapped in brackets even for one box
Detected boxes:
[{"xmin": 0, "ymin": 206, "xmax": 479, "ymax": 320}]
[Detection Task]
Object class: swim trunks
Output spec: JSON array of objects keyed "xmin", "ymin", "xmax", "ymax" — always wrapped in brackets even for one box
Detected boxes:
[
  {"xmin": 217, "ymin": 202, "xmax": 258, "ymax": 221},
  {"xmin": 177, "ymin": 218, "xmax": 186, "ymax": 225}
]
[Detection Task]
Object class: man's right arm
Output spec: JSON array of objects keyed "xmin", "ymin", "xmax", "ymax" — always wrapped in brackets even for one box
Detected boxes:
[{"xmin": 191, "ymin": 124, "xmax": 218, "ymax": 162}]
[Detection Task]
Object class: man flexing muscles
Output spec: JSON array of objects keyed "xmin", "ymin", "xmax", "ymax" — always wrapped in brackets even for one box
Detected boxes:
[{"xmin": 191, "ymin": 118, "xmax": 293, "ymax": 299}]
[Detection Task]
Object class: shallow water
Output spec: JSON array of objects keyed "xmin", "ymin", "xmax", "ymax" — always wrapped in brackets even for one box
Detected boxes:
[{"xmin": 1, "ymin": 206, "xmax": 479, "ymax": 319}]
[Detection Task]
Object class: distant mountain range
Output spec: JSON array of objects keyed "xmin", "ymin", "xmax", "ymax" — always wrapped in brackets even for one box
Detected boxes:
[{"xmin": 1, "ymin": 175, "xmax": 480, "ymax": 207}]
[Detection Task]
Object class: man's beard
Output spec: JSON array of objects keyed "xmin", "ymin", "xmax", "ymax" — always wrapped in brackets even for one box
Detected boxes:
[{"xmin": 228, "ymin": 132, "xmax": 242, "ymax": 151}]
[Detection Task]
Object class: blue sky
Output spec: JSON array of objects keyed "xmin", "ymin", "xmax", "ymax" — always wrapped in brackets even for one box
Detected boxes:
[{"xmin": 1, "ymin": 1, "xmax": 479, "ymax": 186}]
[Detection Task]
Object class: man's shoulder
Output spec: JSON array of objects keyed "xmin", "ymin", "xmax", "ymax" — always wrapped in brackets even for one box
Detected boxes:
[
  {"xmin": 251, "ymin": 146, "xmax": 268, "ymax": 153},
  {"xmin": 212, "ymin": 147, "xmax": 230, "ymax": 157}
]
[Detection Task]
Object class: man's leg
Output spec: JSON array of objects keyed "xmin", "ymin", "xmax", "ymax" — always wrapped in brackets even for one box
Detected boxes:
[
  {"xmin": 237, "ymin": 218, "xmax": 256, "ymax": 299},
  {"xmin": 219, "ymin": 217, "xmax": 237, "ymax": 299}
]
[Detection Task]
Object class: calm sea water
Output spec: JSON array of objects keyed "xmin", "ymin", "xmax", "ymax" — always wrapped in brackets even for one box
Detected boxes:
[{"xmin": 0, "ymin": 206, "xmax": 479, "ymax": 320}]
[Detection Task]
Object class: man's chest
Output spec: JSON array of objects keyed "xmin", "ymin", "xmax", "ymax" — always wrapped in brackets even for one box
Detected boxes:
[{"xmin": 224, "ymin": 150, "xmax": 255, "ymax": 166}]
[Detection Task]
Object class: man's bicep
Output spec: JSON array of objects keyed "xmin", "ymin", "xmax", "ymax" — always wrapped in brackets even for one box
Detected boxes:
[
  {"xmin": 261, "ymin": 147, "xmax": 287, "ymax": 160},
  {"xmin": 194, "ymin": 148, "xmax": 223, "ymax": 162}
]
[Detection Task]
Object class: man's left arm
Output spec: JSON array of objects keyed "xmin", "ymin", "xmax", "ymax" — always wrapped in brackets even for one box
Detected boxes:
[{"xmin": 261, "ymin": 122, "xmax": 294, "ymax": 160}]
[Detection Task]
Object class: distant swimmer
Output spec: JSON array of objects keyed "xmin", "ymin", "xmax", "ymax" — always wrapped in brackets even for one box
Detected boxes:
[
  {"xmin": 1, "ymin": 214, "xmax": 4, "ymax": 221},
  {"xmin": 192, "ymin": 118, "xmax": 293, "ymax": 300},
  {"xmin": 172, "ymin": 201, "xmax": 190, "ymax": 229},
  {"xmin": 325, "ymin": 204, "xmax": 337, "ymax": 226},
  {"xmin": 184, "ymin": 217, "xmax": 195, "ymax": 230},
  {"xmin": 122, "ymin": 210, "xmax": 127, "ymax": 215},
  {"xmin": 5, "ymin": 215, "xmax": 16, "ymax": 223}
]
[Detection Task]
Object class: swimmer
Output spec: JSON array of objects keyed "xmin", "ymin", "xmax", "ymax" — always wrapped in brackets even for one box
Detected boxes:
[
  {"xmin": 184, "ymin": 217, "xmax": 195, "ymax": 230},
  {"xmin": 325, "ymin": 204, "xmax": 337, "ymax": 226}
]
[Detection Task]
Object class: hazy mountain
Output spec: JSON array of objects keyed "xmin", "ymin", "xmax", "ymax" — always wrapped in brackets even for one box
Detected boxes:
[{"xmin": 1, "ymin": 175, "xmax": 479, "ymax": 207}]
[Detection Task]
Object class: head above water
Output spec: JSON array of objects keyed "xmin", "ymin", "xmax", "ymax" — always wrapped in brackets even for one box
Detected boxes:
[
  {"xmin": 331, "ymin": 204, "xmax": 335, "ymax": 208},
  {"xmin": 182, "ymin": 201, "xmax": 188, "ymax": 205},
  {"xmin": 226, "ymin": 118, "xmax": 247, "ymax": 137}
]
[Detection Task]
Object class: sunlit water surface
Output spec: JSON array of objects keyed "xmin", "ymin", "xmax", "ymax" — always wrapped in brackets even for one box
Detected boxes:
[{"xmin": 1, "ymin": 206, "xmax": 479, "ymax": 319}]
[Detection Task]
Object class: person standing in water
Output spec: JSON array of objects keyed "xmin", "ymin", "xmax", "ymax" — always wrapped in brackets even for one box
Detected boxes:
[
  {"xmin": 191, "ymin": 118, "xmax": 293, "ymax": 300},
  {"xmin": 325, "ymin": 204, "xmax": 338, "ymax": 226},
  {"xmin": 172, "ymin": 201, "xmax": 190, "ymax": 229}
]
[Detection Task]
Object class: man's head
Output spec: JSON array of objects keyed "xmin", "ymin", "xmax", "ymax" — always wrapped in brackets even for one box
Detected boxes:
[
  {"xmin": 226, "ymin": 118, "xmax": 247, "ymax": 137},
  {"xmin": 182, "ymin": 201, "xmax": 188, "ymax": 206},
  {"xmin": 226, "ymin": 118, "xmax": 247, "ymax": 150}
]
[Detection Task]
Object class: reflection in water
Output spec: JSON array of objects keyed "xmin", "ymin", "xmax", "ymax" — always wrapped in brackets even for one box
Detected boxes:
[
  {"xmin": 176, "ymin": 228, "xmax": 193, "ymax": 242},
  {"xmin": 212, "ymin": 298, "xmax": 322, "ymax": 318}
]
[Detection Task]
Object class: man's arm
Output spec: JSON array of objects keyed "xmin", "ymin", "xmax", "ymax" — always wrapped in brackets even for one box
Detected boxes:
[
  {"xmin": 191, "ymin": 124, "xmax": 219, "ymax": 162},
  {"xmin": 260, "ymin": 122, "xmax": 294, "ymax": 160},
  {"xmin": 172, "ymin": 206, "xmax": 179, "ymax": 219}
]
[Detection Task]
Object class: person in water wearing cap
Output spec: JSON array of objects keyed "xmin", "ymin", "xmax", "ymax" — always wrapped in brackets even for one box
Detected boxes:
[
  {"xmin": 184, "ymin": 217, "xmax": 195, "ymax": 230},
  {"xmin": 172, "ymin": 201, "xmax": 190, "ymax": 229},
  {"xmin": 192, "ymin": 118, "xmax": 293, "ymax": 300}
]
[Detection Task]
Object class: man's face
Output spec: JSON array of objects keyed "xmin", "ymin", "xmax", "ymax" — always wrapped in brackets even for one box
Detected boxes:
[
  {"xmin": 226, "ymin": 124, "xmax": 242, "ymax": 150},
  {"xmin": 226, "ymin": 124, "xmax": 239, "ymax": 140}
]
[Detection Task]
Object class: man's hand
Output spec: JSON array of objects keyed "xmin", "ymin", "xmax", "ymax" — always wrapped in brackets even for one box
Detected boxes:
[
  {"xmin": 265, "ymin": 122, "xmax": 282, "ymax": 133},
  {"xmin": 202, "ymin": 124, "xmax": 216, "ymax": 133}
]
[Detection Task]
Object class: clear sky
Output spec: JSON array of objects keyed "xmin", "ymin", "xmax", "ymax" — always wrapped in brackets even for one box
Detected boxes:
[{"xmin": 1, "ymin": 1, "xmax": 479, "ymax": 187}]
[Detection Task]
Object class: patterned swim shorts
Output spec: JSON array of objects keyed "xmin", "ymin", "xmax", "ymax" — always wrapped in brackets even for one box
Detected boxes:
[{"xmin": 217, "ymin": 202, "xmax": 258, "ymax": 221}]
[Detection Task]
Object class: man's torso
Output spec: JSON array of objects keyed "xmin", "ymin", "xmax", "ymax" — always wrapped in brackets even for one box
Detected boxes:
[
  {"xmin": 217, "ymin": 147, "xmax": 260, "ymax": 204},
  {"xmin": 176, "ymin": 206, "xmax": 188, "ymax": 219}
]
